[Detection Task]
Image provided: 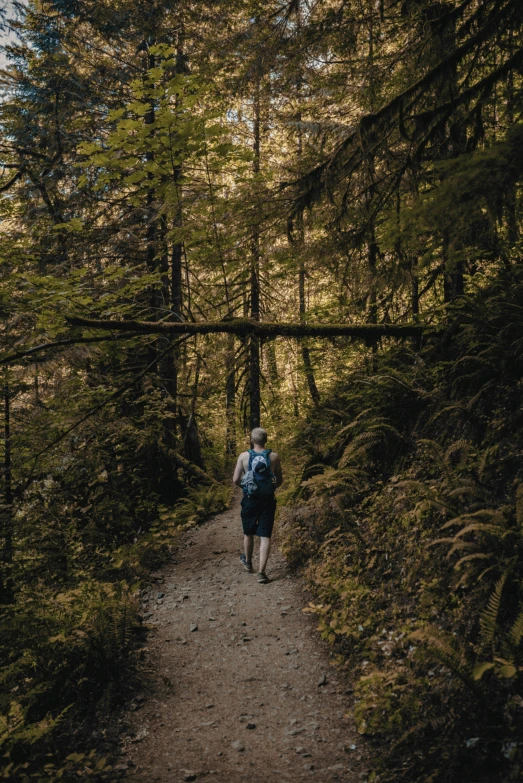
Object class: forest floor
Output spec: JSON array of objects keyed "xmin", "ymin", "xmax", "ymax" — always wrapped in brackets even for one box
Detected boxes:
[{"xmin": 117, "ymin": 492, "xmax": 368, "ymax": 783}]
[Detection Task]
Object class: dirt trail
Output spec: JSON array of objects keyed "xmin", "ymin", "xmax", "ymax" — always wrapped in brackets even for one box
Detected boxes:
[{"xmin": 120, "ymin": 494, "xmax": 366, "ymax": 783}]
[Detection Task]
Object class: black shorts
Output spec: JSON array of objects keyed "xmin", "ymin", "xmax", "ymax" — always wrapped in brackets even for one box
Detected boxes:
[{"xmin": 241, "ymin": 494, "xmax": 276, "ymax": 538}]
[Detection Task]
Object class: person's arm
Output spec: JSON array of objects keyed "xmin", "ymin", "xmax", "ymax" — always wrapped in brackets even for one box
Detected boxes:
[
  {"xmin": 232, "ymin": 454, "xmax": 245, "ymax": 487},
  {"xmin": 272, "ymin": 453, "xmax": 283, "ymax": 488}
]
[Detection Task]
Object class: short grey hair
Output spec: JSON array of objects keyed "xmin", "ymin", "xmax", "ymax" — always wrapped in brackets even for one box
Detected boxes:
[{"xmin": 251, "ymin": 427, "xmax": 268, "ymax": 446}]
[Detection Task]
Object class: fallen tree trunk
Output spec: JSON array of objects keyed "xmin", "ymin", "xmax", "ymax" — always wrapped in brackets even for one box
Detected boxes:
[
  {"xmin": 168, "ymin": 449, "xmax": 220, "ymax": 486},
  {"xmin": 67, "ymin": 316, "xmax": 426, "ymax": 340}
]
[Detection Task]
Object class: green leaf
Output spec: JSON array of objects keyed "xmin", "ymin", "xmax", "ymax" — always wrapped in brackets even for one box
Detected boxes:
[
  {"xmin": 472, "ymin": 661, "xmax": 494, "ymax": 680},
  {"xmin": 497, "ymin": 664, "xmax": 517, "ymax": 678}
]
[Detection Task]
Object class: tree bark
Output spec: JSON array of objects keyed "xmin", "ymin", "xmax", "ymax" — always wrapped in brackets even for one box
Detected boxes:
[
  {"xmin": 367, "ymin": 228, "xmax": 378, "ymax": 325},
  {"xmin": 249, "ymin": 64, "xmax": 262, "ymax": 430},
  {"xmin": 411, "ymin": 257, "xmax": 420, "ymax": 317},
  {"xmin": 161, "ymin": 169, "xmax": 183, "ymax": 406},
  {"xmin": 145, "ymin": 47, "xmax": 160, "ymax": 313},
  {"xmin": 293, "ymin": 23, "xmax": 320, "ymax": 408},
  {"xmin": 299, "ymin": 257, "xmax": 320, "ymax": 406},
  {"xmin": 225, "ymin": 333, "xmax": 236, "ymax": 457},
  {"xmin": 179, "ymin": 351, "xmax": 204, "ymax": 468},
  {"xmin": 0, "ymin": 370, "xmax": 14, "ymax": 604},
  {"xmin": 442, "ymin": 231, "xmax": 464, "ymax": 303}
]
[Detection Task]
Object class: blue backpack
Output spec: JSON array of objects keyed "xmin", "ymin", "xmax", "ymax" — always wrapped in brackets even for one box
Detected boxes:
[{"xmin": 241, "ymin": 449, "xmax": 275, "ymax": 496}]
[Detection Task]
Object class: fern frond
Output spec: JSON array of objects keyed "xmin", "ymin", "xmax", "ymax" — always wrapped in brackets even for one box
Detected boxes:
[
  {"xmin": 366, "ymin": 422, "xmax": 403, "ymax": 439},
  {"xmin": 339, "ymin": 431, "xmax": 381, "ymax": 466},
  {"xmin": 429, "ymin": 404, "xmax": 468, "ymax": 425},
  {"xmin": 509, "ymin": 611, "xmax": 523, "ymax": 648},
  {"xmin": 476, "ymin": 565, "xmax": 498, "ymax": 583},
  {"xmin": 444, "ymin": 440, "xmax": 471, "ymax": 465},
  {"xmin": 447, "ymin": 483, "xmax": 481, "ymax": 500},
  {"xmin": 452, "ymin": 522, "xmax": 505, "ymax": 539},
  {"xmin": 479, "ymin": 572, "xmax": 508, "ymax": 651},
  {"xmin": 395, "ymin": 480, "xmax": 425, "ymax": 492},
  {"xmin": 445, "ymin": 540, "xmax": 475, "ymax": 557},
  {"xmin": 451, "ymin": 355, "xmax": 496, "ymax": 371},
  {"xmin": 441, "ymin": 509, "xmax": 503, "ymax": 530},
  {"xmin": 429, "ymin": 536, "xmax": 462, "ymax": 547},
  {"xmin": 336, "ymin": 408, "xmax": 378, "ymax": 437},
  {"xmin": 417, "ymin": 439, "xmax": 445, "ymax": 466},
  {"xmin": 466, "ymin": 379, "xmax": 495, "ymax": 411},
  {"xmin": 454, "ymin": 553, "xmax": 491, "ymax": 570},
  {"xmin": 392, "ymin": 713, "xmax": 450, "ymax": 750},
  {"xmin": 410, "ymin": 629, "xmax": 474, "ymax": 689},
  {"xmin": 478, "ymin": 445, "xmax": 500, "ymax": 481}
]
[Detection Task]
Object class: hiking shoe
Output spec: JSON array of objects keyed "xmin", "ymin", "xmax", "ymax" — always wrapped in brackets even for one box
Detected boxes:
[
  {"xmin": 257, "ymin": 572, "xmax": 270, "ymax": 584},
  {"xmin": 240, "ymin": 554, "xmax": 253, "ymax": 573}
]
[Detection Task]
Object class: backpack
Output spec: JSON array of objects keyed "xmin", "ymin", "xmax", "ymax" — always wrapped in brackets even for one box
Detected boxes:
[{"xmin": 241, "ymin": 449, "xmax": 275, "ymax": 496}]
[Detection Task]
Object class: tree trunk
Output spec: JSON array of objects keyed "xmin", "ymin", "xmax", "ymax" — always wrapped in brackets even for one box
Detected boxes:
[
  {"xmin": 292, "ymin": 24, "xmax": 320, "ymax": 407},
  {"xmin": 443, "ymin": 263, "xmax": 464, "ymax": 302},
  {"xmin": 68, "ymin": 315, "xmax": 426, "ymax": 340},
  {"xmin": 167, "ymin": 448, "xmax": 220, "ymax": 486},
  {"xmin": 0, "ymin": 370, "xmax": 14, "ymax": 604},
  {"xmin": 265, "ymin": 340, "xmax": 279, "ymax": 387},
  {"xmin": 180, "ymin": 350, "xmax": 204, "ymax": 468},
  {"xmin": 367, "ymin": 229, "xmax": 378, "ymax": 325},
  {"xmin": 225, "ymin": 333, "xmax": 236, "ymax": 457},
  {"xmin": 249, "ymin": 66, "xmax": 262, "ymax": 430},
  {"xmin": 145, "ymin": 47, "xmax": 159, "ymax": 309},
  {"xmin": 162, "ymin": 171, "xmax": 183, "ymax": 406},
  {"xmin": 411, "ymin": 256, "xmax": 419, "ymax": 317},
  {"xmin": 442, "ymin": 230, "xmax": 464, "ymax": 303},
  {"xmin": 299, "ymin": 256, "xmax": 320, "ymax": 406}
]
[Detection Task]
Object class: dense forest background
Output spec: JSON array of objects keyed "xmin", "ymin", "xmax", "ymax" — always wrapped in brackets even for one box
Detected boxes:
[{"xmin": 0, "ymin": 0, "xmax": 522, "ymax": 780}]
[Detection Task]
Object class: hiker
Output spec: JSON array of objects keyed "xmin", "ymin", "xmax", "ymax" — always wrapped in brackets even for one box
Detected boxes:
[{"xmin": 232, "ymin": 427, "xmax": 283, "ymax": 584}]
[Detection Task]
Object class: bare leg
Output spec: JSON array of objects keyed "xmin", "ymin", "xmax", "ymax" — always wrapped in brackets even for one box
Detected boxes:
[
  {"xmin": 244, "ymin": 535, "xmax": 254, "ymax": 564},
  {"xmin": 259, "ymin": 537, "xmax": 271, "ymax": 574}
]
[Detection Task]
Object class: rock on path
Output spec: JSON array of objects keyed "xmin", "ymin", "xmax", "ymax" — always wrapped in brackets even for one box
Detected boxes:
[{"xmin": 121, "ymin": 494, "xmax": 366, "ymax": 782}]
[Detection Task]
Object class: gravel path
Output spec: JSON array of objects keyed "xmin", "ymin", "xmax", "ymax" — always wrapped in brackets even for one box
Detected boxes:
[{"xmin": 120, "ymin": 494, "xmax": 366, "ymax": 782}]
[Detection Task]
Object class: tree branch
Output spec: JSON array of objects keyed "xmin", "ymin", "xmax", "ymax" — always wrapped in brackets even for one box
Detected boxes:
[
  {"xmin": 0, "ymin": 333, "xmax": 143, "ymax": 366},
  {"xmin": 0, "ymin": 170, "xmax": 22, "ymax": 193}
]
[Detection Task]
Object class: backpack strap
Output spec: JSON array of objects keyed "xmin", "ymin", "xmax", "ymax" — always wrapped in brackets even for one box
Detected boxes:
[{"xmin": 248, "ymin": 448, "xmax": 256, "ymax": 471}]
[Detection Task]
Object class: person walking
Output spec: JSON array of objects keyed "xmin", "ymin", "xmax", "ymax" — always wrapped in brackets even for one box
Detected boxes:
[{"xmin": 232, "ymin": 427, "xmax": 283, "ymax": 583}]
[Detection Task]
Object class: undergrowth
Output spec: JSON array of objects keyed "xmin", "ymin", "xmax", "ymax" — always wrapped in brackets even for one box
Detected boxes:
[
  {"xmin": 279, "ymin": 270, "xmax": 523, "ymax": 783},
  {"xmin": 0, "ymin": 480, "xmax": 230, "ymax": 782}
]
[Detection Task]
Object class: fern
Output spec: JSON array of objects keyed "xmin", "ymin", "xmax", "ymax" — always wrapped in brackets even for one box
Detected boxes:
[
  {"xmin": 508, "ymin": 611, "xmax": 523, "ymax": 648},
  {"xmin": 477, "ymin": 444, "xmax": 501, "ymax": 481},
  {"xmin": 416, "ymin": 439, "xmax": 446, "ymax": 468},
  {"xmin": 454, "ymin": 552, "xmax": 491, "ymax": 570},
  {"xmin": 479, "ymin": 572, "xmax": 508, "ymax": 651},
  {"xmin": 444, "ymin": 440, "xmax": 471, "ymax": 466},
  {"xmin": 440, "ymin": 508, "xmax": 504, "ymax": 530},
  {"xmin": 429, "ymin": 404, "xmax": 468, "ymax": 424},
  {"xmin": 465, "ymin": 379, "xmax": 496, "ymax": 411},
  {"xmin": 410, "ymin": 629, "xmax": 475, "ymax": 691}
]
